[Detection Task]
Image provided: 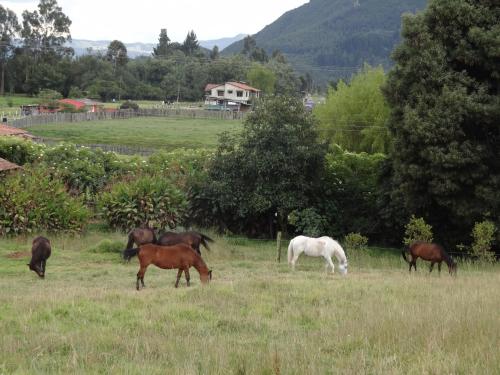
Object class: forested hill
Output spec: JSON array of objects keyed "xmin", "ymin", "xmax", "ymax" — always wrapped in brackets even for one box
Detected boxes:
[{"xmin": 223, "ymin": 0, "xmax": 427, "ymax": 83}]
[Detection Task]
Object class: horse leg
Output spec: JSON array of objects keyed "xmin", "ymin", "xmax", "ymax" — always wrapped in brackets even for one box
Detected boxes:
[
  {"xmin": 438, "ymin": 262, "xmax": 442, "ymax": 274},
  {"xmin": 175, "ymin": 269, "xmax": 183, "ymax": 288},
  {"xmin": 136, "ymin": 266, "xmax": 147, "ymax": 290},
  {"xmin": 429, "ymin": 262, "xmax": 435, "ymax": 273},
  {"xmin": 291, "ymin": 252, "xmax": 301, "ymax": 270},
  {"xmin": 325, "ymin": 255, "xmax": 335, "ymax": 274},
  {"xmin": 185, "ymin": 268, "xmax": 191, "ymax": 287}
]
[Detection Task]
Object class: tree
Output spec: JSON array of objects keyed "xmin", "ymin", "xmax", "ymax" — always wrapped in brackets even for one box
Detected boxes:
[
  {"xmin": 315, "ymin": 64, "xmax": 391, "ymax": 153},
  {"xmin": 106, "ymin": 40, "xmax": 128, "ymax": 68},
  {"xmin": 153, "ymin": 28, "xmax": 170, "ymax": 58},
  {"xmin": 210, "ymin": 45, "xmax": 219, "ymax": 60},
  {"xmin": 383, "ymin": 0, "xmax": 500, "ymax": 247},
  {"xmin": 190, "ymin": 96, "xmax": 327, "ymax": 236},
  {"xmin": 0, "ymin": 5, "xmax": 20, "ymax": 95},
  {"xmin": 246, "ymin": 64, "xmax": 276, "ymax": 95},
  {"xmin": 182, "ymin": 30, "xmax": 200, "ymax": 56},
  {"xmin": 19, "ymin": 0, "xmax": 72, "ymax": 94},
  {"xmin": 242, "ymin": 35, "xmax": 257, "ymax": 56}
]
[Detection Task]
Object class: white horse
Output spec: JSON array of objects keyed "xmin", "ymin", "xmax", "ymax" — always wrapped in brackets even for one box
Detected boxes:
[{"xmin": 288, "ymin": 235, "xmax": 348, "ymax": 275}]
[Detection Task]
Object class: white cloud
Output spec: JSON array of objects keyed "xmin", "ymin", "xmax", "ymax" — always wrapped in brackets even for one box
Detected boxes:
[{"xmin": 3, "ymin": 0, "xmax": 308, "ymax": 43}]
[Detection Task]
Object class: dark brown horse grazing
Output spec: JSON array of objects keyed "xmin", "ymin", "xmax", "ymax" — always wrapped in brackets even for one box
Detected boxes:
[
  {"xmin": 123, "ymin": 243, "xmax": 212, "ymax": 290},
  {"xmin": 27, "ymin": 236, "xmax": 51, "ymax": 278},
  {"xmin": 402, "ymin": 242, "xmax": 457, "ymax": 275},
  {"xmin": 123, "ymin": 227, "xmax": 157, "ymax": 261},
  {"xmin": 157, "ymin": 231, "xmax": 213, "ymax": 255}
]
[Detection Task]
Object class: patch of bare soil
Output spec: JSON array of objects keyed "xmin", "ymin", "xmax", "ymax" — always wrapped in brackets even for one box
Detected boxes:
[{"xmin": 5, "ymin": 251, "xmax": 30, "ymax": 259}]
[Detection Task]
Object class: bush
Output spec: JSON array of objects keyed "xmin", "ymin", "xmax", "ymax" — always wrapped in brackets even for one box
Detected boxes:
[
  {"xmin": 288, "ymin": 208, "xmax": 327, "ymax": 237},
  {"xmin": 344, "ymin": 232, "xmax": 368, "ymax": 251},
  {"xmin": 99, "ymin": 175, "xmax": 187, "ymax": 231},
  {"xmin": 89, "ymin": 239, "xmax": 124, "ymax": 254},
  {"xmin": 403, "ymin": 215, "xmax": 433, "ymax": 246},
  {"xmin": 471, "ymin": 221, "xmax": 496, "ymax": 263},
  {"xmin": 119, "ymin": 100, "xmax": 139, "ymax": 111},
  {"xmin": 0, "ymin": 168, "xmax": 90, "ymax": 235},
  {"xmin": 0, "ymin": 138, "xmax": 45, "ymax": 165},
  {"xmin": 42, "ymin": 143, "xmax": 129, "ymax": 198}
]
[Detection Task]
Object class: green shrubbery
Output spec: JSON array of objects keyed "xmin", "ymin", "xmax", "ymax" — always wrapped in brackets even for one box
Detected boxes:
[
  {"xmin": 99, "ymin": 175, "xmax": 187, "ymax": 230},
  {"xmin": 344, "ymin": 232, "xmax": 369, "ymax": 251},
  {"xmin": 0, "ymin": 138, "xmax": 45, "ymax": 165},
  {"xmin": 471, "ymin": 221, "xmax": 496, "ymax": 263},
  {"xmin": 0, "ymin": 168, "xmax": 90, "ymax": 235},
  {"xmin": 403, "ymin": 215, "xmax": 433, "ymax": 246}
]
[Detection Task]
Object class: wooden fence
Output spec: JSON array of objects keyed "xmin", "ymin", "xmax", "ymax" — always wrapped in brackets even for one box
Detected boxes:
[{"xmin": 8, "ymin": 108, "xmax": 245, "ymax": 128}]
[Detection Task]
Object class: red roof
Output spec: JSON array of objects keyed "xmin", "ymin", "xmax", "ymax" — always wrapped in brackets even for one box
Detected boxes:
[
  {"xmin": 205, "ymin": 83, "xmax": 223, "ymax": 92},
  {"xmin": 0, "ymin": 124, "xmax": 28, "ymax": 136},
  {"xmin": 0, "ymin": 157, "xmax": 21, "ymax": 172},
  {"xmin": 59, "ymin": 99, "xmax": 86, "ymax": 109},
  {"xmin": 227, "ymin": 81, "xmax": 261, "ymax": 92}
]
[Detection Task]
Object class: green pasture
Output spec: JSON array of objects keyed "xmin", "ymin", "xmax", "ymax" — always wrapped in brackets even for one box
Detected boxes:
[
  {"xmin": 0, "ymin": 95, "xmax": 36, "ymax": 113},
  {"xmin": 0, "ymin": 232, "xmax": 498, "ymax": 374},
  {"xmin": 26, "ymin": 117, "xmax": 242, "ymax": 150}
]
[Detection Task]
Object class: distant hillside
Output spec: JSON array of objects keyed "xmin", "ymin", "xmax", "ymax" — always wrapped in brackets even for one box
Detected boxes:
[
  {"xmin": 69, "ymin": 34, "xmax": 246, "ymax": 57},
  {"xmin": 223, "ymin": 0, "xmax": 427, "ymax": 84}
]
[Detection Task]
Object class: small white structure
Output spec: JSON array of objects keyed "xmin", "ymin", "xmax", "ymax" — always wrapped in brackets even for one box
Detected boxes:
[{"xmin": 204, "ymin": 82, "xmax": 261, "ymax": 112}]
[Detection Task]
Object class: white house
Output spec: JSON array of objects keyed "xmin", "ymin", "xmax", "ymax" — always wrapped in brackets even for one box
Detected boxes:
[{"xmin": 204, "ymin": 82, "xmax": 261, "ymax": 111}]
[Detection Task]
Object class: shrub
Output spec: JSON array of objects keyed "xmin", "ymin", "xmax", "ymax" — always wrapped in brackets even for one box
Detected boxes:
[
  {"xmin": 344, "ymin": 232, "xmax": 368, "ymax": 251},
  {"xmin": 0, "ymin": 138, "xmax": 45, "ymax": 165},
  {"xmin": 119, "ymin": 100, "xmax": 139, "ymax": 111},
  {"xmin": 42, "ymin": 143, "xmax": 128, "ymax": 198},
  {"xmin": 471, "ymin": 221, "xmax": 496, "ymax": 263},
  {"xmin": 403, "ymin": 215, "xmax": 433, "ymax": 246},
  {"xmin": 288, "ymin": 208, "xmax": 328, "ymax": 237},
  {"xmin": 0, "ymin": 168, "xmax": 89, "ymax": 235},
  {"xmin": 89, "ymin": 240, "xmax": 124, "ymax": 254},
  {"xmin": 99, "ymin": 175, "xmax": 187, "ymax": 231}
]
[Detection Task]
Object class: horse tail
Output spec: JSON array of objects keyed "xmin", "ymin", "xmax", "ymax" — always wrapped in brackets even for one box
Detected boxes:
[
  {"xmin": 123, "ymin": 248, "xmax": 140, "ymax": 261},
  {"xmin": 287, "ymin": 240, "xmax": 294, "ymax": 264},
  {"xmin": 401, "ymin": 249, "xmax": 410, "ymax": 264},
  {"xmin": 199, "ymin": 233, "xmax": 214, "ymax": 251}
]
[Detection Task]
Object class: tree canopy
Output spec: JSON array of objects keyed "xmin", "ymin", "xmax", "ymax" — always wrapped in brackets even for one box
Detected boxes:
[
  {"xmin": 315, "ymin": 64, "xmax": 391, "ymax": 153},
  {"xmin": 383, "ymin": 0, "xmax": 500, "ymax": 246}
]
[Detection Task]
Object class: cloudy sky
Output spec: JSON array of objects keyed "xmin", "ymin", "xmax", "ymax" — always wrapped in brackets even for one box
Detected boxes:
[{"xmin": 3, "ymin": 0, "xmax": 309, "ymax": 42}]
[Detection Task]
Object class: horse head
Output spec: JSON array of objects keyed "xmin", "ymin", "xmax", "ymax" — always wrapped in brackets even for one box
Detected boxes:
[
  {"xmin": 27, "ymin": 263, "xmax": 44, "ymax": 278},
  {"xmin": 339, "ymin": 262, "xmax": 348, "ymax": 276}
]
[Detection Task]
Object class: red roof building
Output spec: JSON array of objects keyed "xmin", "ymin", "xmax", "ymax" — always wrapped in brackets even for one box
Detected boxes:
[{"xmin": 0, "ymin": 157, "xmax": 21, "ymax": 172}]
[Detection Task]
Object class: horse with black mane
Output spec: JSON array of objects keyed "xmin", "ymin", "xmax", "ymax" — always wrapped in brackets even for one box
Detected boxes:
[
  {"xmin": 156, "ymin": 231, "xmax": 213, "ymax": 256},
  {"xmin": 123, "ymin": 243, "xmax": 212, "ymax": 290},
  {"xmin": 125, "ymin": 227, "xmax": 157, "ymax": 250},
  {"xmin": 402, "ymin": 241, "xmax": 457, "ymax": 275},
  {"xmin": 27, "ymin": 236, "xmax": 51, "ymax": 278}
]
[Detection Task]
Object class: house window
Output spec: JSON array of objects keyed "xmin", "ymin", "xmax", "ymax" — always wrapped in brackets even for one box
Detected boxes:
[
  {"xmin": 217, "ymin": 90, "xmax": 224, "ymax": 97},
  {"xmin": 237, "ymin": 91, "xmax": 243, "ymax": 97},
  {"xmin": 228, "ymin": 90, "xmax": 233, "ymax": 94},
  {"xmin": 246, "ymin": 92, "xmax": 249, "ymax": 97}
]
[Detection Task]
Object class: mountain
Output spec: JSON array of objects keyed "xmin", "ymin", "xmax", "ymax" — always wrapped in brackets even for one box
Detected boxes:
[
  {"xmin": 200, "ymin": 34, "xmax": 246, "ymax": 50},
  {"xmin": 223, "ymin": 0, "xmax": 427, "ymax": 83},
  {"xmin": 69, "ymin": 34, "xmax": 246, "ymax": 58}
]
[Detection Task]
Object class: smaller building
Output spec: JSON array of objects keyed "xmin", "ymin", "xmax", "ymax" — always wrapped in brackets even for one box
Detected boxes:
[
  {"xmin": 0, "ymin": 157, "xmax": 21, "ymax": 173},
  {"xmin": 204, "ymin": 82, "xmax": 261, "ymax": 112}
]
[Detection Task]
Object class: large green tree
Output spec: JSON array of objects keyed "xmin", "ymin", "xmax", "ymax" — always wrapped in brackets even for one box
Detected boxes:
[
  {"xmin": 0, "ymin": 5, "xmax": 20, "ymax": 95},
  {"xmin": 152, "ymin": 28, "xmax": 170, "ymax": 58},
  {"xmin": 315, "ymin": 64, "xmax": 391, "ymax": 154},
  {"xmin": 383, "ymin": 0, "xmax": 500, "ymax": 246},
  {"xmin": 190, "ymin": 96, "xmax": 326, "ymax": 236}
]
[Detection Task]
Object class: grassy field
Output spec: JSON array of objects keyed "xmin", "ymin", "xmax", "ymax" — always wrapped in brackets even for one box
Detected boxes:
[
  {"xmin": 26, "ymin": 117, "xmax": 242, "ymax": 150},
  {"xmin": 0, "ymin": 95, "xmax": 37, "ymax": 114},
  {"xmin": 0, "ymin": 232, "xmax": 498, "ymax": 374}
]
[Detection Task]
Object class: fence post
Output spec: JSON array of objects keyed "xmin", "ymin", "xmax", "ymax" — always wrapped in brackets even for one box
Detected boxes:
[{"xmin": 276, "ymin": 231, "xmax": 282, "ymax": 263}]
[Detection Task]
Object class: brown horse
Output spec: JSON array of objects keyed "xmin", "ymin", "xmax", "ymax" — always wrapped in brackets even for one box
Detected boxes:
[
  {"xmin": 157, "ymin": 231, "xmax": 213, "ymax": 255},
  {"xmin": 402, "ymin": 242, "xmax": 457, "ymax": 275},
  {"xmin": 27, "ymin": 236, "xmax": 51, "ymax": 278},
  {"xmin": 123, "ymin": 243, "xmax": 212, "ymax": 290},
  {"xmin": 123, "ymin": 227, "xmax": 157, "ymax": 261}
]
